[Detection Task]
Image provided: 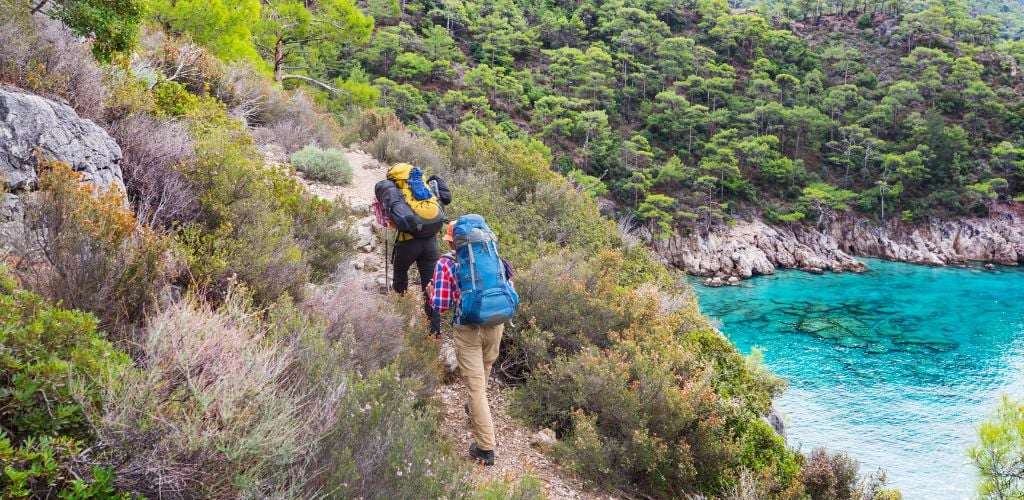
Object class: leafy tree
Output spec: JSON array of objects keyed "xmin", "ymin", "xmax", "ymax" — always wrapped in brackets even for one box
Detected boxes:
[
  {"xmin": 785, "ymin": 105, "xmax": 830, "ymax": 159},
  {"xmin": 421, "ymin": 24, "xmax": 463, "ymax": 62},
  {"xmin": 638, "ymin": 193, "xmax": 676, "ymax": 239},
  {"xmin": 970, "ymin": 397, "xmax": 1024, "ymax": 499},
  {"xmin": 255, "ymin": 0, "xmax": 372, "ymax": 82},
  {"xmin": 150, "ymin": 0, "xmax": 262, "ymax": 62},
  {"xmin": 33, "ymin": 0, "xmax": 145, "ymax": 61},
  {"xmin": 966, "ymin": 178, "xmax": 1009, "ymax": 216},
  {"xmin": 656, "ymin": 36, "xmax": 697, "ymax": 83},
  {"xmin": 827, "ymin": 125, "xmax": 880, "ymax": 188},
  {"xmin": 391, "ymin": 52, "xmax": 433, "ymax": 81},
  {"xmin": 374, "ymin": 77, "xmax": 428, "ymax": 120},
  {"xmin": 800, "ymin": 182, "xmax": 858, "ymax": 227}
]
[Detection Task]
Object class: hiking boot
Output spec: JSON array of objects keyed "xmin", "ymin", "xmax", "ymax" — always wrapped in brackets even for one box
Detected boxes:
[{"xmin": 468, "ymin": 442, "xmax": 494, "ymax": 466}]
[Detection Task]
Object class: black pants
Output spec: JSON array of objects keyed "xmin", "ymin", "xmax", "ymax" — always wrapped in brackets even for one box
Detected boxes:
[{"xmin": 392, "ymin": 236, "xmax": 440, "ymax": 315}]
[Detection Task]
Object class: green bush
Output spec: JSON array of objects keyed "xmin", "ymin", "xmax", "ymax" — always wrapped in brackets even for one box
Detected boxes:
[
  {"xmin": 177, "ymin": 100, "xmax": 350, "ymax": 304},
  {"xmin": 0, "ymin": 435, "xmax": 126, "ymax": 499},
  {"xmin": 0, "ymin": 272, "xmax": 133, "ymax": 497},
  {"xmin": 316, "ymin": 367, "xmax": 470, "ymax": 498},
  {"xmin": 509, "ymin": 251, "xmax": 792, "ymax": 497},
  {"xmin": 0, "ymin": 272, "xmax": 131, "ymax": 443},
  {"xmin": 291, "ymin": 146, "xmax": 355, "ymax": 185}
]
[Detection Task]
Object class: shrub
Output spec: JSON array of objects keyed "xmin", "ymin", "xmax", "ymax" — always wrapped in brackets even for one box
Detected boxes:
[
  {"xmin": 1, "ymin": 435, "xmax": 126, "ymax": 498},
  {"xmin": 0, "ymin": 271, "xmax": 132, "ymax": 498},
  {"xmin": 217, "ymin": 65, "xmax": 343, "ymax": 153},
  {"xmin": 801, "ymin": 448, "xmax": 861, "ymax": 500},
  {"xmin": 0, "ymin": 271, "xmax": 131, "ymax": 444},
  {"xmin": 313, "ymin": 367, "xmax": 471, "ymax": 498},
  {"xmin": 93, "ymin": 293, "xmax": 328, "ymax": 497},
  {"xmin": 0, "ymin": 11, "xmax": 106, "ymax": 119},
  {"xmin": 12, "ymin": 161, "xmax": 171, "ymax": 333},
  {"xmin": 509, "ymin": 250, "xmax": 790, "ymax": 497},
  {"xmin": 305, "ymin": 274, "xmax": 442, "ymax": 400},
  {"xmin": 92, "ymin": 288, "xmax": 467, "ymax": 498},
  {"xmin": 340, "ymin": 107, "xmax": 403, "ymax": 144},
  {"xmin": 106, "ymin": 114, "xmax": 200, "ymax": 228},
  {"xmin": 175, "ymin": 101, "xmax": 348, "ymax": 304},
  {"xmin": 288, "ymin": 195, "xmax": 355, "ymax": 281},
  {"xmin": 368, "ymin": 128, "xmax": 450, "ymax": 173},
  {"xmin": 291, "ymin": 146, "xmax": 354, "ymax": 185}
]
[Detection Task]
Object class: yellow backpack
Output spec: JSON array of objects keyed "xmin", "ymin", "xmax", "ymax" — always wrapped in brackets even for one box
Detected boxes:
[{"xmin": 383, "ymin": 163, "xmax": 444, "ymax": 238}]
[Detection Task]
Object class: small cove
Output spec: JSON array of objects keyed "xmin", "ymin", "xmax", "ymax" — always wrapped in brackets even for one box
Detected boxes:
[{"xmin": 693, "ymin": 259, "xmax": 1024, "ymax": 498}]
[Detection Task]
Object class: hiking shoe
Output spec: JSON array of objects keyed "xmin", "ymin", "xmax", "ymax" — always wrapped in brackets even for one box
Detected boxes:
[{"xmin": 469, "ymin": 442, "xmax": 494, "ymax": 466}]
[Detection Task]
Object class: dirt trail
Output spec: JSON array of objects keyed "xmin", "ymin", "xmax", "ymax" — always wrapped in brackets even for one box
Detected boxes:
[{"xmin": 290, "ymin": 147, "xmax": 608, "ymax": 499}]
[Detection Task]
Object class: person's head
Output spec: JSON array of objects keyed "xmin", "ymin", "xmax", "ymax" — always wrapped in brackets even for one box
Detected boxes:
[{"xmin": 443, "ymin": 222, "xmax": 455, "ymax": 244}]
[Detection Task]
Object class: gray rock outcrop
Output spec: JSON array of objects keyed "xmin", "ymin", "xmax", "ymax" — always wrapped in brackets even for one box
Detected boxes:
[
  {"xmin": 0, "ymin": 87, "xmax": 125, "ymax": 250},
  {"xmin": 0, "ymin": 86, "xmax": 124, "ymax": 194},
  {"xmin": 656, "ymin": 211, "xmax": 1024, "ymax": 282},
  {"xmin": 655, "ymin": 219, "xmax": 868, "ymax": 279}
]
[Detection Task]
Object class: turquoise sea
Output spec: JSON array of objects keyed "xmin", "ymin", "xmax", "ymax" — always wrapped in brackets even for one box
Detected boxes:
[{"xmin": 693, "ymin": 259, "xmax": 1024, "ymax": 498}]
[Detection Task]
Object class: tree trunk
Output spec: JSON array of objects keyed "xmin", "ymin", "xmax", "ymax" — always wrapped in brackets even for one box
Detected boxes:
[{"xmin": 274, "ymin": 35, "xmax": 284, "ymax": 82}]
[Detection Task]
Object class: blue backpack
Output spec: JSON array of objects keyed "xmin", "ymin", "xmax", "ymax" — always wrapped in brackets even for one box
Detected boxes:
[{"xmin": 452, "ymin": 214, "xmax": 519, "ymax": 326}]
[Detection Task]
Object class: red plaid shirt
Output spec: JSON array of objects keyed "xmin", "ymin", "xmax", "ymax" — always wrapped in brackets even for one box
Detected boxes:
[
  {"xmin": 430, "ymin": 257, "xmax": 459, "ymax": 313},
  {"xmin": 430, "ymin": 256, "xmax": 514, "ymax": 313}
]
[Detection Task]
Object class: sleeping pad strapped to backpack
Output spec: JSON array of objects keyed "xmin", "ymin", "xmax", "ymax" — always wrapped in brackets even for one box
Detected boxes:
[
  {"xmin": 373, "ymin": 163, "xmax": 450, "ymax": 239},
  {"xmin": 451, "ymin": 214, "xmax": 519, "ymax": 327}
]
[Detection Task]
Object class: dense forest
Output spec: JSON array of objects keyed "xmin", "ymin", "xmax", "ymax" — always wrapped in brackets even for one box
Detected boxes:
[
  {"xmin": 2, "ymin": 0, "xmax": 1023, "ymax": 497},
  {"xmin": 141, "ymin": 0, "xmax": 1024, "ymax": 239}
]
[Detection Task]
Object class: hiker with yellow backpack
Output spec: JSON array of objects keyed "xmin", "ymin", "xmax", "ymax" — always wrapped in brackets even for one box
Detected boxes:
[{"xmin": 373, "ymin": 163, "xmax": 451, "ymax": 335}]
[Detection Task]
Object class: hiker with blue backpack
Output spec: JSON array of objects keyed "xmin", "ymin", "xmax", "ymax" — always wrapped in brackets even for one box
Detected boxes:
[{"xmin": 430, "ymin": 215, "xmax": 519, "ymax": 466}]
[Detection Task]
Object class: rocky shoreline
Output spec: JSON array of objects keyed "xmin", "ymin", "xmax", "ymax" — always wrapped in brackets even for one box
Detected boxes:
[{"xmin": 653, "ymin": 209, "xmax": 1024, "ymax": 285}]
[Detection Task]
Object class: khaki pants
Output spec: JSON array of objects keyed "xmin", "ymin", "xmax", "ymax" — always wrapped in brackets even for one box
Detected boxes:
[{"xmin": 453, "ymin": 322, "xmax": 504, "ymax": 452}]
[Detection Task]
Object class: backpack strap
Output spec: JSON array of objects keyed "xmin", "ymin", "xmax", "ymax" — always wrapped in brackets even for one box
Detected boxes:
[{"xmin": 467, "ymin": 243, "xmax": 477, "ymax": 292}]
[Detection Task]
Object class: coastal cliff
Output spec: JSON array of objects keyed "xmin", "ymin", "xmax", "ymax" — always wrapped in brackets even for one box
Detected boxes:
[{"xmin": 654, "ymin": 209, "xmax": 1024, "ymax": 283}]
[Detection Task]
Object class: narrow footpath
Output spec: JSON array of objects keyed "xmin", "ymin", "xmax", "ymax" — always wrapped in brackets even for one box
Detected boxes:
[{"xmin": 285, "ymin": 146, "xmax": 609, "ymax": 498}]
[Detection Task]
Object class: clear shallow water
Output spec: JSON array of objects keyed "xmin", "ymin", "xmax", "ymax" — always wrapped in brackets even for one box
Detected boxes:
[{"xmin": 693, "ymin": 259, "xmax": 1024, "ymax": 499}]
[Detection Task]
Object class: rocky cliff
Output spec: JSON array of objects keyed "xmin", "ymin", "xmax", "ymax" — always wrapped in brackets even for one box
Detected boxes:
[
  {"xmin": 655, "ymin": 211, "xmax": 1024, "ymax": 284},
  {"xmin": 0, "ymin": 87, "xmax": 125, "ymax": 245}
]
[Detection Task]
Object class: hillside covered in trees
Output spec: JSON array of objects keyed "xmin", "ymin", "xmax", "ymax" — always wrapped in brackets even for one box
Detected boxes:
[{"xmin": 163, "ymin": 0, "xmax": 1023, "ymax": 240}]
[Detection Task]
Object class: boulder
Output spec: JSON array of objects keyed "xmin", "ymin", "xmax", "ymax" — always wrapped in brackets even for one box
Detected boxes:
[
  {"xmin": 353, "ymin": 222, "xmax": 378, "ymax": 252},
  {"xmin": 0, "ymin": 87, "xmax": 124, "ymax": 194},
  {"xmin": 530, "ymin": 428, "xmax": 557, "ymax": 448},
  {"xmin": 0, "ymin": 88, "xmax": 126, "ymax": 251}
]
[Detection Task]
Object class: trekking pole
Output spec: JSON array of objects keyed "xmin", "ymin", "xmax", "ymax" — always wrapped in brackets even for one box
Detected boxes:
[{"xmin": 383, "ymin": 226, "xmax": 390, "ymax": 294}]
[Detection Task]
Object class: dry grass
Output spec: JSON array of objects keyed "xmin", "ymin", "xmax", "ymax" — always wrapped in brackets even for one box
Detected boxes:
[
  {"xmin": 92, "ymin": 292, "xmax": 344, "ymax": 498},
  {"xmin": 217, "ymin": 64, "xmax": 343, "ymax": 154},
  {"xmin": 0, "ymin": 12, "xmax": 106, "ymax": 119},
  {"xmin": 367, "ymin": 128, "xmax": 450, "ymax": 173},
  {"xmin": 107, "ymin": 114, "xmax": 199, "ymax": 228}
]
